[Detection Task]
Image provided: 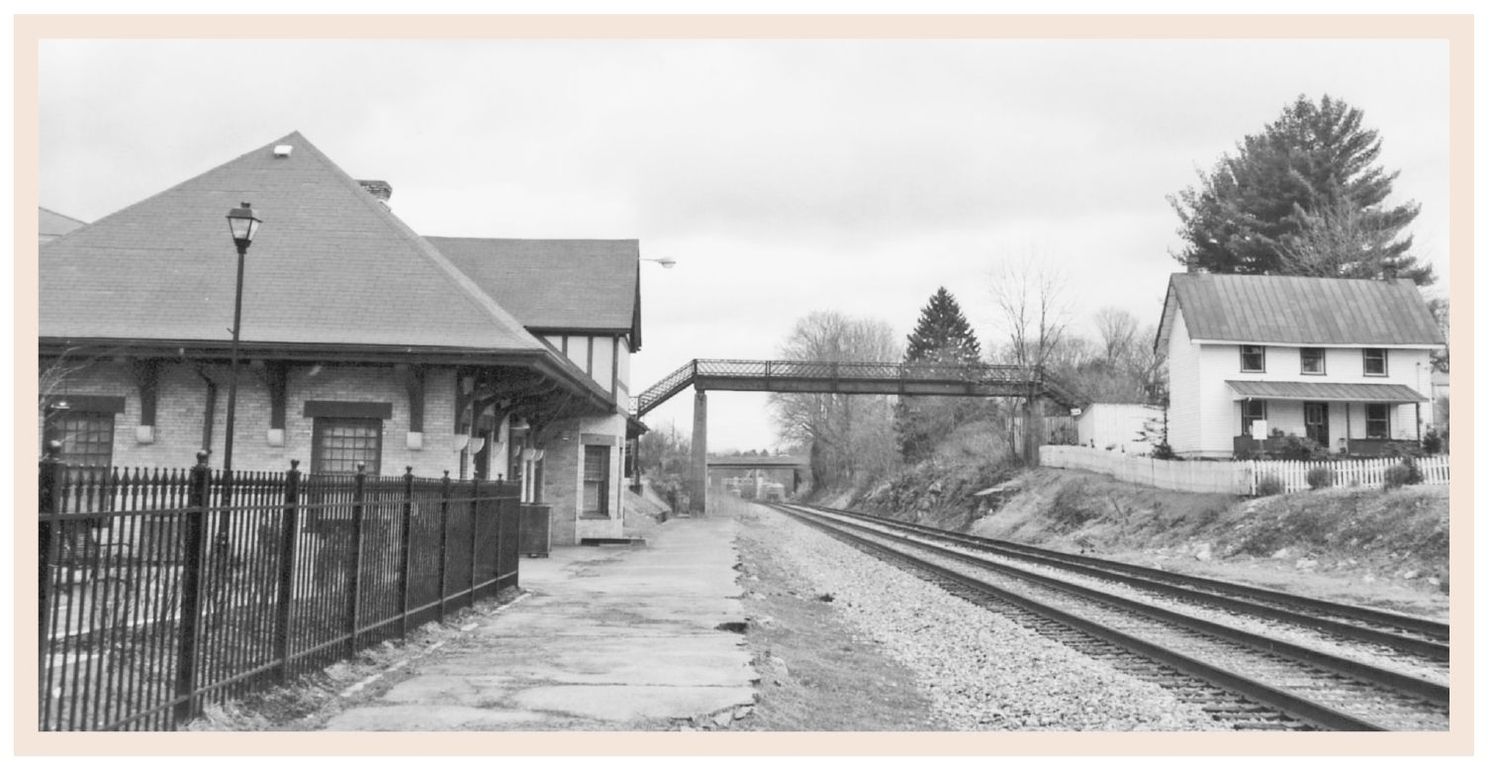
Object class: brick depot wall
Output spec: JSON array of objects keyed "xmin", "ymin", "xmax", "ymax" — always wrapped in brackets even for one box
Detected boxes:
[
  {"xmin": 41, "ymin": 360, "xmax": 461, "ymax": 479},
  {"xmin": 542, "ymin": 423, "xmax": 580, "ymax": 545},
  {"xmin": 537, "ymin": 412, "xmax": 626, "ymax": 545}
]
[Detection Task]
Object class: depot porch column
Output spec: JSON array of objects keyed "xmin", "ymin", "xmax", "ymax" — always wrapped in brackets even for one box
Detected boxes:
[{"xmin": 690, "ymin": 389, "xmax": 709, "ymax": 516}]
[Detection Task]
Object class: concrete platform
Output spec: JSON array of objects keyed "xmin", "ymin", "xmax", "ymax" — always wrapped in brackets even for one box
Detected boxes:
[{"xmin": 318, "ymin": 516, "xmax": 756, "ymax": 731}]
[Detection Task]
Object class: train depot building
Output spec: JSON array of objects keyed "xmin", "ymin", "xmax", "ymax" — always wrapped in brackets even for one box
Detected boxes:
[{"xmin": 39, "ymin": 131, "xmax": 643, "ymax": 545}]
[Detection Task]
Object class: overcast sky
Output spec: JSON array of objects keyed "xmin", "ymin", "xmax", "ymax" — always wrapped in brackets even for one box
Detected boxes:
[{"xmin": 38, "ymin": 37, "xmax": 1451, "ymax": 451}]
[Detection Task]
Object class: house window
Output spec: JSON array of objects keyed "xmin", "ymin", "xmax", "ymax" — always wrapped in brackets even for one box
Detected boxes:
[
  {"xmin": 311, "ymin": 418, "xmax": 382, "ymax": 474},
  {"xmin": 1364, "ymin": 348, "xmax": 1388, "ymax": 377},
  {"xmin": 1241, "ymin": 399, "xmax": 1266, "ymax": 436},
  {"xmin": 1366, "ymin": 404, "xmax": 1390, "ymax": 439},
  {"xmin": 582, "ymin": 445, "xmax": 610, "ymax": 516},
  {"xmin": 1300, "ymin": 348, "xmax": 1325, "ymax": 375},
  {"xmin": 1240, "ymin": 345, "xmax": 1265, "ymax": 373}
]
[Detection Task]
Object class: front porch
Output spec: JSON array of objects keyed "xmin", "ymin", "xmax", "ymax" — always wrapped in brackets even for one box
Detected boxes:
[
  {"xmin": 1225, "ymin": 379, "xmax": 1427, "ymax": 460},
  {"xmin": 1232, "ymin": 434, "xmax": 1421, "ymax": 460}
]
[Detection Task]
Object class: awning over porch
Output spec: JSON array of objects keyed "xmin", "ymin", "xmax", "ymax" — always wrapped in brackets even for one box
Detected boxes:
[{"xmin": 1225, "ymin": 380, "xmax": 1426, "ymax": 403}]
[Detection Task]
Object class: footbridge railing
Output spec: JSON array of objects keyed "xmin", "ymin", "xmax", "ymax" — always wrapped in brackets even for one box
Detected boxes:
[{"xmin": 632, "ymin": 358, "xmax": 1084, "ymax": 417}]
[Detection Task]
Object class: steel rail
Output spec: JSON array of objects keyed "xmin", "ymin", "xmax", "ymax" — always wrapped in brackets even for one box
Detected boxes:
[
  {"xmin": 769, "ymin": 503, "xmax": 1387, "ymax": 732},
  {"xmin": 784, "ymin": 503, "xmax": 1448, "ymax": 708},
  {"xmin": 806, "ymin": 504, "xmax": 1449, "ymax": 659},
  {"xmin": 810, "ymin": 503, "xmax": 1450, "ymax": 643}
]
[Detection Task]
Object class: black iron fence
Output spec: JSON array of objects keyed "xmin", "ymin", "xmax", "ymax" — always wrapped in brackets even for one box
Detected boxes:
[{"xmin": 37, "ymin": 445, "xmax": 521, "ymax": 731}]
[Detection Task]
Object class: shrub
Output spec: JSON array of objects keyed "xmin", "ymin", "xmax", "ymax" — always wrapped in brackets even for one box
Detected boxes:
[
  {"xmin": 1277, "ymin": 434, "xmax": 1331, "ymax": 462},
  {"xmin": 1256, "ymin": 474, "xmax": 1284, "ymax": 496},
  {"xmin": 1305, "ymin": 466, "xmax": 1333, "ymax": 490},
  {"xmin": 1151, "ymin": 442, "xmax": 1177, "ymax": 460},
  {"xmin": 1383, "ymin": 458, "xmax": 1423, "ymax": 489},
  {"xmin": 1422, "ymin": 427, "xmax": 1446, "ymax": 454}
]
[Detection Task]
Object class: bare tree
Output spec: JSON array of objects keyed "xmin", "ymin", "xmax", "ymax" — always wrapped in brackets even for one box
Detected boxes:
[
  {"xmin": 987, "ymin": 255, "xmax": 1074, "ymax": 454},
  {"xmin": 769, "ymin": 311, "xmax": 900, "ymax": 490},
  {"xmin": 1093, "ymin": 307, "xmax": 1140, "ymax": 369}
]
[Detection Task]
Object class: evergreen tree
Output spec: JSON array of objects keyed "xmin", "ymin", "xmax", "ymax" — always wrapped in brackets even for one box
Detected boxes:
[
  {"xmin": 904, "ymin": 287, "xmax": 982, "ymax": 364},
  {"xmin": 896, "ymin": 288, "xmax": 986, "ymax": 462},
  {"xmin": 1169, "ymin": 94, "xmax": 1430, "ymax": 285}
]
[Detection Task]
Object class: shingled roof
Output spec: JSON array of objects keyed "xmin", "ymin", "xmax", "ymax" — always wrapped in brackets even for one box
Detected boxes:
[
  {"xmin": 39, "ymin": 207, "xmax": 87, "ymax": 241},
  {"xmin": 1156, "ymin": 273, "xmax": 1445, "ymax": 353},
  {"xmin": 40, "ymin": 132, "xmax": 545, "ymax": 358},
  {"xmin": 428, "ymin": 237, "xmax": 642, "ymax": 351}
]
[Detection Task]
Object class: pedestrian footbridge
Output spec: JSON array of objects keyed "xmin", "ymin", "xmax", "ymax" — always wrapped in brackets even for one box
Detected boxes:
[{"xmin": 632, "ymin": 359, "xmax": 1084, "ymax": 515}]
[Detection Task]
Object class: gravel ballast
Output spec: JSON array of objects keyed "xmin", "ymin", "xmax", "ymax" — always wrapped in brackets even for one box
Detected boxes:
[{"xmin": 738, "ymin": 504, "xmax": 1238, "ymax": 731}]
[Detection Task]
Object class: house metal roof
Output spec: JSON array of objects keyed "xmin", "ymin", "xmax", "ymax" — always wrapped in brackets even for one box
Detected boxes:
[
  {"xmin": 1157, "ymin": 273, "xmax": 1445, "ymax": 353},
  {"xmin": 428, "ymin": 237, "xmax": 642, "ymax": 351},
  {"xmin": 40, "ymin": 132, "xmax": 545, "ymax": 357},
  {"xmin": 1225, "ymin": 380, "xmax": 1426, "ymax": 403}
]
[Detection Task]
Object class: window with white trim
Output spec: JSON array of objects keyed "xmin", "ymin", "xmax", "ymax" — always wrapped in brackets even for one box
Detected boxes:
[{"xmin": 1240, "ymin": 345, "xmax": 1265, "ymax": 373}]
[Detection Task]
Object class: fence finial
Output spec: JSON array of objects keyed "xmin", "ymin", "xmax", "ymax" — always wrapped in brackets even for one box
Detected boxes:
[
  {"xmin": 195, "ymin": 450, "xmax": 210, "ymax": 466},
  {"xmin": 289, "ymin": 459, "xmax": 300, "ymax": 471},
  {"xmin": 357, "ymin": 463, "xmax": 366, "ymax": 474}
]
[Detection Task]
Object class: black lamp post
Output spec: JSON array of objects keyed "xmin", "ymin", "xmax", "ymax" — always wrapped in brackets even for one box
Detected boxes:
[{"xmin": 221, "ymin": 202, "xmax": 262, "ymax": 478}]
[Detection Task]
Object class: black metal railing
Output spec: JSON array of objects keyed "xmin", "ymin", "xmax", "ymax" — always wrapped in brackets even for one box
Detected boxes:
[{"xmin": 37, "ymin": 445, "xmax": 521, "ymax": 731}]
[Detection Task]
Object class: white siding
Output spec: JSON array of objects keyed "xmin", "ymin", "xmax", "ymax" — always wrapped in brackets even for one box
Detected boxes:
[
  {"xmin": 1165, "ymin": 310, "xmax": 1202, "ymax": 455},
  {"xmin": 1197, "ymin": 344, "xmax": 1433, "ymax": 454},
  {"xmin": 1192, "ymin": 343, "xmax": 1242, "ymax": 458},
  {"xmin": 1078, "ymin": 404, "xmax": 1161, "ymax": 453}
]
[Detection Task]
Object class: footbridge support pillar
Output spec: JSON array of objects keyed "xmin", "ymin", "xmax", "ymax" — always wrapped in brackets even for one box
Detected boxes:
[
  {"xmin": 690, "ymin": 389, "xmax": 708, "ymax": 516},
  {"xmin": 1024, "ymin": 392, "xmax": 1044, "ymax": 466}
]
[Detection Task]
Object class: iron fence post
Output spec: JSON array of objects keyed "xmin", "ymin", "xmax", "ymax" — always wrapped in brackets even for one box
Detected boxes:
[
  {"xmin": 398, "ymin": 467, "xmax": 414, "ymax": 636},
  {"xmin": 172, "ymin": 451, "xmax": 212, "ymax": 728},
  {"xmin": 272, "ymin": 460, "xmax": 301, "ymax": 683},
  {"xmin": 38, "ymin": 441, "xmax": 65, "ymax": 727},
  {"xmin": 437, "ymin": 471, "xmax": 451, "ymax": 622},
  {"xmin": 468, "ymin": 477, "xmax": 480, "ymax": 607},
  {"xmin": 344, "ymin": 464, "xmax": 367, "ymax": 658}
]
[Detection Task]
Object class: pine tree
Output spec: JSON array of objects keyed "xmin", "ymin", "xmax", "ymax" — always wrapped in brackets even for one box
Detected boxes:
[
  {"xmin": 904, "ymin": 287, "xmax": 982, "ymax": 365},
  {"xmin": 1169, "ymin": 94, "xmax": 1430, "ymax": 285},
  {"xmin": 896, "ymin": 288, "xmax": 985, "ymax": 462}
]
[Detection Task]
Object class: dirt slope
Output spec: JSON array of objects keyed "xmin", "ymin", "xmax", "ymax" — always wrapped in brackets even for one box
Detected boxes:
[{"xmin": 834, "ymin": 464, "xmax": 1449, "ymax": 620}]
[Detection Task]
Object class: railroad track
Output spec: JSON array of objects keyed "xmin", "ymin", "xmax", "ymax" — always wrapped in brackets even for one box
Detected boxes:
[{"xmin": 767, "ymin": 502, "xmax": 1449, "ymax": 732}]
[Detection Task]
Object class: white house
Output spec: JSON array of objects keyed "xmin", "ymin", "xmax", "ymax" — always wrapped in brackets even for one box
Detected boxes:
[{"xmin": 1154, "ymin": 273, "xmax": 1444, "ymax": 459}]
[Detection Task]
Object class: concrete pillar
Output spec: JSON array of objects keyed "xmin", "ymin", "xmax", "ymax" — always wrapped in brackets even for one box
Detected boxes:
[
  {"xmin": 690, "ymin": 390, "xmax": 708, "ymax": 516},
  {"xmin": 1024, "ymin": 393, "xmax": 1044, "ymax": 465}
]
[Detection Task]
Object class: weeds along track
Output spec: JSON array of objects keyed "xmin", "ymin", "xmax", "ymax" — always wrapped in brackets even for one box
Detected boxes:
[{"xmin": 767, "ymin": 503, "xmax": 1449, "ymax": 732}]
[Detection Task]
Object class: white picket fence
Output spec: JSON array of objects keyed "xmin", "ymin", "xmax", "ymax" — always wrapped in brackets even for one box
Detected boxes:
[
  {"xmin": 1039, "ymin": 445, "xmax": 1450, "ymax": 496},
  {"xmin": 1246, "ymin": 455, "xmax": 1451, "ymax": 495}
]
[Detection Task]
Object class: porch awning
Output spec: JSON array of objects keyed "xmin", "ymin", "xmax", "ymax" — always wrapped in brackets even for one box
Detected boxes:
[{"xmin": 1225, "ymin": 380, "xmax": 1426, "ymax": 403}]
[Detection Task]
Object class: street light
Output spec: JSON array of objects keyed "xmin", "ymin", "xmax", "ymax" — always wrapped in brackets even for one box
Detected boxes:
[
  {"xmin": 642, "ymin": 256, "xmax": 676, "ymax": 269},
  {"xmin": 221, "ymin": 202, "xmax": 262, "ymax": 477}
]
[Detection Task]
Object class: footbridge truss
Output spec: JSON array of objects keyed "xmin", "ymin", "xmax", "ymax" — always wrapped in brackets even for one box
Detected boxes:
[
  {"xmin": 631, "ymin": 359, "xmax": 1085, "ymax": 517},
  {"xmin": 633, "ymin": 358, "xmax": 1083, "ymax": 418}
]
